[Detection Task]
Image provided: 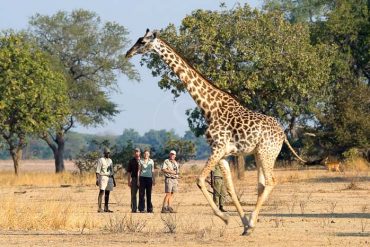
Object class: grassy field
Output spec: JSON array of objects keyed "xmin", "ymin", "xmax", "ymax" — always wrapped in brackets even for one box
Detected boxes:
[{"xmin": 0, "ymin": 159, "xmax": 369, "ymax": 246}]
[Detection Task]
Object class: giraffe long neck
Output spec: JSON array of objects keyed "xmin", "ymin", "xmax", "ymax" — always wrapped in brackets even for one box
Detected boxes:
[{"xmin": 153, "ymin": 38, "xmax": 233, "ymax": 119}]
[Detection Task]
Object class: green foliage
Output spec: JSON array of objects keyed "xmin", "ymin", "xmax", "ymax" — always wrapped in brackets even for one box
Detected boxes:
[
  {"xmin": 116, "ymin": 129, "xmax": 141, "ymax": 147},
  {"xmin": 111, "ymin": 140, "xmax": 134, "ymax": 170},
  {"xmin": 142, "ymin": 4, "xmax": 334, "ymax": 139},
  {"xmin": 74, "ymin": 149, "xmax": 100, "ymax": 174},
  {"xmin": 0, "ymin": 32, "xmax": 69, "ymax": 172},
  {"xmin": 29, "ymin": 9, "xmax": 139, "ymax": 126},
  {"xmin": 266, "ymin": 0, "xmax": 370, "ymax": 155},
  {"xmin": 155, "ymin": 137, "xmax": 196, "ymax": 163},
  {"xmin": 28, "ymin": 9, "xmax": 140, "ymax": 172},
  {"xmin": 342, "ymin": 148, "xmax": 361, "ymax": 161},
  {"xmin": 0, "ymin": 33, "xmax": 69, "ymax": 134},
  {"xmin": 183, "ymin": 130, "xmax": 210, "ymax": 159}
]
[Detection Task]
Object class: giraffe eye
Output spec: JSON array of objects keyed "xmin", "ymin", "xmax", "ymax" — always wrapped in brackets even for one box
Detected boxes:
[{"xmin": 137, "ymin": 37, "xmax": 145, "ymax": 45}]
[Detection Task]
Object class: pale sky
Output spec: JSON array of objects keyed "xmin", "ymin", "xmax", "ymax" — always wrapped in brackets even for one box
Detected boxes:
[{"xmin": 0, "ymin": 0, "xmax": 261, "ymax": 136}]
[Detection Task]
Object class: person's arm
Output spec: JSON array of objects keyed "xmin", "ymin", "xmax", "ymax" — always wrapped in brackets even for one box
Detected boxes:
[
  {"xmin": 111, "ymin": 160, "xmax": 116, "ymax": 187},
  {"xmin": 127, "ymin": 159, "xmax": 132, "ymax": 187},
  {"xmin": 161, "ymin": 168, "xmax": 176, "ymax": 175},
  {"xmin": 96, "ymin": 159, "xmax": 101, "ymax": 186},
  {"xmin": 151, "ymin": 160, "xmax": 155, "ymax": 185},
  {"xmin": 137, "ymin": 161, "xmax": 141, "ymax": 187}
]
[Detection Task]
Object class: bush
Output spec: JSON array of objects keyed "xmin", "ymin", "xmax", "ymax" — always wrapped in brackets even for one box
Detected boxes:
[{"xmin": 74, "ymin": 150, "xmax": 100, "ymax": 174}]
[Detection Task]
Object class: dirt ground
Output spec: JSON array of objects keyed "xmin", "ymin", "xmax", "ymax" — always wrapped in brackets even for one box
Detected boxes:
[{"xmin": 0, "ymin": 160, "xmax": 369, "ymax": 247}]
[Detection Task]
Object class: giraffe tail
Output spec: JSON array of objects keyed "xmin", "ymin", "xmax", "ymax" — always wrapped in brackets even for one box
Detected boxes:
[{"xmin": 283, "ymin": 137, "xmax": 307, "ymax": 163}]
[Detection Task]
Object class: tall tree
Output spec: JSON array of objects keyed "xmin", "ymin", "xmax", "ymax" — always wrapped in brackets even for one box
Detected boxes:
[
  {"xmin": 142, "ymin": 4, "xmax": 333, "ymax": 149},
  {"xmin": 312, "ymin": 0, "xmax": 370, "ymax": 153},
  {"xmin": 29, "ymin": 9, "xmax": 139, "ymax": 172},
  {"xmin": 0, "ymin": 33, "xmax": 69, "ymax": 174},
  {"xmin": 265, "ymin": 0, "xmax": 370, "ymax": 155}
]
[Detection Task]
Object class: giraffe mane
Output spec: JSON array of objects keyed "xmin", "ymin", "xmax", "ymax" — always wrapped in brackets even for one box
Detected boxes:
[{"xmin": 158, "ymin": 37, "xmax": 244, "ymax": 106}]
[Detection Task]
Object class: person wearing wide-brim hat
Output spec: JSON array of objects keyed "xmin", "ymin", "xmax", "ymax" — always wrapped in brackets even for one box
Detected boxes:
[{"xmin": 96, "ymin": 147, "xmax": 116, "ymax": 213}]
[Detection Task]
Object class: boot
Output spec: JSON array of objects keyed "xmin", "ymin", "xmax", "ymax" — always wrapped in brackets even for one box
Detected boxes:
[
  {"xmin": 104, "ymin": 205, "xmax": 113, "ymax": 213},
  {"xmin": 161, "ymin": 206, "xmax": 169, "ymax": 213},
  {"xmin": 219, "ymin": 206, "xmax": 227, "ymax": 212}
]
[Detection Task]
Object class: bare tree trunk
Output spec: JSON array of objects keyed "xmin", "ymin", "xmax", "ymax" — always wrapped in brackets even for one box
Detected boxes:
[
  {"xmin": 7, "ymin": 136, "xmax": 25, "ymax": 175},
  {"xmin": 10, "ymin": 148, "xmax": 22, "ymax": 175},
  {"xmin": 55, "ymin": 132, "xmax": 65, "ymax": 173},
  {"xmin": 230, "ymin": 155, "xmax": 245, "ymax": 180},
  {"xmin": 42, "ymin": 131, "xmax": 65, "ymax": 173},
  {"xmin": 236, "ymin": 155, "xmax": 245, "ymax": 180}
]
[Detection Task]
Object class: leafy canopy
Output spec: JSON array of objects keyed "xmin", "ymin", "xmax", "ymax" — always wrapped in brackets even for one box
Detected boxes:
[
  {"xmin": 142, "ymin": 4, "xmax": 334, "ymax": 136},
  {"xmin": 29, "ymin": 9, "xmax": 140, "ymax": 127},
  {"xmin": 0, "ymin": 33, "xmax": 69, "ymax": 139}
]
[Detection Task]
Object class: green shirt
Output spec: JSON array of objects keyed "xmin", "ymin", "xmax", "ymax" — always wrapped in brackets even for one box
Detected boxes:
[{"xmin": 139, "ymin": 158, "xmax": 154, "ymax": 178}]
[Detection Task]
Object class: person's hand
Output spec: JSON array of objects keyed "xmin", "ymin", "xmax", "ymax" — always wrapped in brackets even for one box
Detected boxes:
[
  {"xmin": 96, "ymin": 179, "xmax": 99, "ymax": 186},
  {"xmin": 152, "ymin": 181, "xmax": 155, "ymax": 186},
  {"xmin": 113, "ymin": 180, "xmax": 117, "ymax": 187},
  {"xmin": 137, "ymin": 181, "xmax": 140, "ymax": 187},
  {"xmin": 128, "ymin": 181, "xmax": 131, "ymax": 187}
]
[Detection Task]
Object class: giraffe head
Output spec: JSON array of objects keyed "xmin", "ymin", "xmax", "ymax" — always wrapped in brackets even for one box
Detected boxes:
[{"xmin": 125, "ymin": 29, "xmax": 158, "ymax": 58}]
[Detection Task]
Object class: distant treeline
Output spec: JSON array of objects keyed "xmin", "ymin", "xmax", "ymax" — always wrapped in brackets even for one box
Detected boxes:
[{"xmin": 0, "ymin": 129, "xmax": 210, "ymax": 160}]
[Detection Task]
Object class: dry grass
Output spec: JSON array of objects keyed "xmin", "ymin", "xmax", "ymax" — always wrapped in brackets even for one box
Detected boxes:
[
  {"xmin": 0, "ymin": 195, "xmax": 97, "ymax": 230},
  {"xmin": 342, "ymin": 157, "xmax": 369, "ymax": 172},
  {"xmin": 0, "ymin": 171, "xmax": 95, "ymax": 187}
]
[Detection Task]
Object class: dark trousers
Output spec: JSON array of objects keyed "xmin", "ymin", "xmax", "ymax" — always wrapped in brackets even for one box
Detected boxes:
[
  {"xmin": 138, "ymin": 176, "xmax": 153, "ymax": 212},
  {"xmin": 131, "ymin": 177, "xmax": 138, "ymax": 212}
]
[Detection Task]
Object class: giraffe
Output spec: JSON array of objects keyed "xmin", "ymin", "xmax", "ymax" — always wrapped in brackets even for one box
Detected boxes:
[{"xmin": 125, "ymin": 29, "xmax": 306, "ymax": 235}]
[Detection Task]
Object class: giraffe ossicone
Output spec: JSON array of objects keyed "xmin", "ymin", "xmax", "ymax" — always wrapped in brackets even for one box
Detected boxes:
[{"xmin": 126, "ymin": 29, "xmax": 306, "ymax": 235}]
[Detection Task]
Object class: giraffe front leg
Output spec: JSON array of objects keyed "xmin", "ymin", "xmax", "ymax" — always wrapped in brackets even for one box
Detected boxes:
[{"xmin": 196, "ymin": 153, "xmax": 229, "ymax": 224}]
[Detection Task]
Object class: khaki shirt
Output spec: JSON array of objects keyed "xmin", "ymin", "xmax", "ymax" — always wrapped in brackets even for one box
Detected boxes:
[
  {"xmin": 96, "ymin": 157, "xmax": 114, "ymax": 176},
  {"xmin": 162, "ymin": 159, "xmax": 179, "ymax": 179}
]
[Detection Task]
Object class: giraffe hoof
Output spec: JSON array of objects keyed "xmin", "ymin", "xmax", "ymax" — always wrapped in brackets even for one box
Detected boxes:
[
  {"xmin": 242, "ymin": 227, "xmax": 254, "ymax": 236},
  {"xmin": 223, "ymin": 214, "xmax": 230, "ymax": 225}
]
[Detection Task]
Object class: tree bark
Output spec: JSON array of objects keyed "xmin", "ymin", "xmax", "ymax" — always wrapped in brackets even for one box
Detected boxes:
[
  {"xmin": 42, "ymin": 131, "xmax": 65, "ymax": 173},
  {"xmin": 236, "ymin": 155, "xmax": 245, "ymax": 180},
  {"xmin": 6, "ymin": 136, "xmax": 25, "ymax": 175},
  {"xmin": 10, "ymin": 148, "xmax": 22, "ymax": 175},
  {"xmin": 54, "ymin": 132, "xmax": 65, "ymax": 173},
  {"xmin": 230, "ymin": 155, "xmax": 245, "ymax": 180}
]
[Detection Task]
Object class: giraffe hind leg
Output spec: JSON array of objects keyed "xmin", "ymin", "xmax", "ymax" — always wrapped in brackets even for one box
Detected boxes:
[
  {"xmin": 218, "ymin": 159, "xmax": 249, "ymax": 228},
  {"xmin": 244, "ymin": 153, "xmax": 277, "ymax": 236}
]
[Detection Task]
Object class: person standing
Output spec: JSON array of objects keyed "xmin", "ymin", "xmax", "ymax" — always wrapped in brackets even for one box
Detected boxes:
[
  {"xmin": 211, "ymin": 165, "xmax": 227, "ymax": 212},
  {"xmin": 138, "ymin": 150, "xmax": 155, "ymax": 213},
  {"xmin": 127, "ymin": 147, "xmax": 141, "ymax": 213},
  {"xmin": 161, "ymin": 150, "xmax": 179, "ymax": 213},
  {"xmin": 96, "ymin": 147, "xmax": 116, "ymax": 213}
]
